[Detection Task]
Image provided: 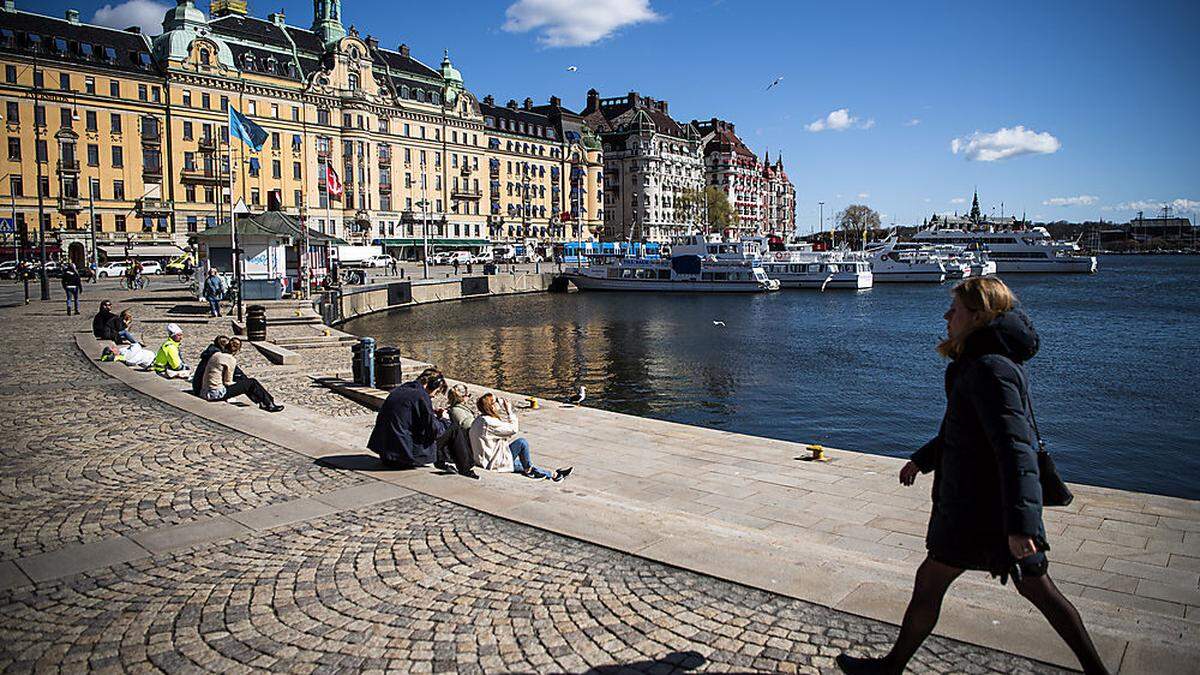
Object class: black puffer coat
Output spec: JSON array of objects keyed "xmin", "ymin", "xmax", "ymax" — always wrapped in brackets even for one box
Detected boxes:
[{"xmin": 911, "ymin": 309, "xmax": 1047, "ymax": 574}]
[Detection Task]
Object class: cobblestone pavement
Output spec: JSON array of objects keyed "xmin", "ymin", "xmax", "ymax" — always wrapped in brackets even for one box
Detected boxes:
[{"xmin": 0, "ymin": 292, "xmax": 1066, "ymax": 673}]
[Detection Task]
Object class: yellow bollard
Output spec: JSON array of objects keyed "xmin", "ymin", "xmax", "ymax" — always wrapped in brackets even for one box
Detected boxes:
[
  {"xmin": 527, "ymin": 397, "xmax": 540, "ymax": 410},
  {"xmin": 807, "ymin": 444, "xmax": 826, "ymax": 461}
]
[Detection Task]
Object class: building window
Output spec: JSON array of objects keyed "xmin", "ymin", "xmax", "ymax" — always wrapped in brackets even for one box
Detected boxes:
[
  {"xmin": 187, "ymin": 216, "xmax": 197, "ymax": 232},
  {"xmin": 85, "ymin": 110, "xmax": 97, "ymax": 132},
  {"xmin": 113, "ymin": 180, "xmax": 124, "ymax": 200},
  {"xmin": 3, "ymin": 65, "xmax": 14, "ymax": 83},
  {"xmin": 109, "ymin": 80, "xmax": 120, "ymax": 97},
  {"xmin": 84, "ymin": 77, "xmax": 95, "ymax": 94},
  {"xmin": 115, "ymin": 215, "xmax": 126, "ymax": 232},
  {"xmin": 87, "ymin": 144, "xmax": 98, "ymax": 166},
  {"xmin": 137, "ymin": 84, "xmax": 147, "ymax": 101},
  {"xmin": 9, "ymin": 175, "xmax": 21, "ymax": 196},
  {"xmin": 59, "ymin": 72, "xmax": 71, "ymax": 91},
  {"xmin": 110, "ymin": 113, "xmax": 121, "ymax": 133},
  {"xmin": 6, "ymin": 137, "xmax": 18, "ymax": 160},
  {"xmin": 112, "ymin": 146, "xmax": 123, "ymax": 167},
  {"xmin": 272, "ymin": 160, "xmax": 281, "ymax": 179},
  {"xmin": 4, "ymin": 101, "xmax": 16, "ymax": 124},
  {"xmin": 182, "ymin": 121, "xmax": 193, "ymax": 140}
]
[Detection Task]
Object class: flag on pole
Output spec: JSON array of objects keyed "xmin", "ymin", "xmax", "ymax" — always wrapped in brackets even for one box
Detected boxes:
[
  {"xmin": 228, "ymin": 106, "xmax": 268, "ymax": 152},
  {"xmin": 325, "ymin": 164, "xmax": 344, "ymax": 201}
]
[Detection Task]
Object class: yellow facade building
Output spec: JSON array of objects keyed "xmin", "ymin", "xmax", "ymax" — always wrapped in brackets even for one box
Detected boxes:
[{"xmin": 0, "ymin": 0, "xmax": 603, "ymax": 266}]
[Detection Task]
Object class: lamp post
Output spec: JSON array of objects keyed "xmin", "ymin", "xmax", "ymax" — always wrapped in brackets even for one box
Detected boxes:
[
  {"xmin": 417, "ymin": 194, "xmax": 430, "ymax": 279},
  {"xmin": 818, "ymin": 201, "xmax": 824, "ymax": 242}
]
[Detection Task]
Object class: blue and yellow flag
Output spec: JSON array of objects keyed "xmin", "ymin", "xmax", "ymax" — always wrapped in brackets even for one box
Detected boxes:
[{"xmin": 228, "ymin": 106, "xmax": 267, "ymax": 152}]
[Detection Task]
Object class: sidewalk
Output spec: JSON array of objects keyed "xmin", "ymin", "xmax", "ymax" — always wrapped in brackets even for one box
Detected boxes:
[{"xmin": 69, "ymin": 320, "xmax": 1200, "ymax": 673}]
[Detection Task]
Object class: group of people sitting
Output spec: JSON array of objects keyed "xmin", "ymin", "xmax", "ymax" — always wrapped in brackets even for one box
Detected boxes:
[
  {"xmin": 91, "ymin": 300, "xmax": 283, "ymax": 413},
  {"xmin": 368, "ymin": 367, "xmax": 571, "ymax": 482}
]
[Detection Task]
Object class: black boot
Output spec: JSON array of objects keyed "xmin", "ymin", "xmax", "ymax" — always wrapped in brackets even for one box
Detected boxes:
[{"xmin": 835, "ymin": 654, "xmax": 896, "ymax": 675}]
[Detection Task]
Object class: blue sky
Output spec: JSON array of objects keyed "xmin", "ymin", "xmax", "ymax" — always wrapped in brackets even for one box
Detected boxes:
[{"xmin": 43, "ymin": 0, "xmax": 1200, "ymax": 231}]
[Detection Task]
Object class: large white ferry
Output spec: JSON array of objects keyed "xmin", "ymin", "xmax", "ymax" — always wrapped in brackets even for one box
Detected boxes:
[
  {"xmin": 911, "ymin": 227, "xmax": 1097, "ymax": 274},
  {"xmin": 566, "ymin": 235, "xmax": 780, "ymax": 293},
  {"xmin": 759, "ymin": 250, "xmax": 873, "ymax": 290}
]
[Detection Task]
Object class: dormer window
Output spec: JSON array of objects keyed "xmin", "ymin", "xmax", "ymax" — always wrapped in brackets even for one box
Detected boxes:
[
  {"xmin": 104, "ymin": 46, "xmax": 117, "ymax": 62},
  {"xmin": 431, "ymin": 92, "xmax": 440, "ymax": 104},
  {"xmin": 53, "ymin": 38, "xmax": 68, "ymax": 53},
  {"xmin": 199, "ymin": 48, "xmax": 210, "ymax": 65},
  {"xmin": 26, "ymin": 33, "xmax": 43, "ymax": 51},
  {"xmin": 0, "ymin": 29, "xmax": 13, "ymax": 47},
  {"xmin": 79, "ymin": 43, "xmax": 93, "ymax": 58},
  {"xmin": 348, "ymin": 73, "xmax": 359, "ymax": 90},
  {"xmin": 137, "ymin": 52, "xmax": 152, "ymax": 67}
]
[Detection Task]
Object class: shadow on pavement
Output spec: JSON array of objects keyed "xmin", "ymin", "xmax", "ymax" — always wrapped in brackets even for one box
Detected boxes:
[
  {"xmin": 316, "ymin": 454, "xmax": 390, "ymax": 471},
  {"xmin": 583, "ymin": 650, "xmax": 706, "ymax": 674}
]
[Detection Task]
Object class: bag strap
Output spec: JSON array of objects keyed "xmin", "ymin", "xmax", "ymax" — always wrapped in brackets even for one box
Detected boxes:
[{"xmin": 1016, "ymin": 364, "xmax": 1048, "ymax": 453}]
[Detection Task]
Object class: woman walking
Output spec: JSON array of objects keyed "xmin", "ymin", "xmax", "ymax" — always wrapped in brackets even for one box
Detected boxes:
[{"xmin": 837, "ymin": 277, "xmax": 1108, "ymax": 675}]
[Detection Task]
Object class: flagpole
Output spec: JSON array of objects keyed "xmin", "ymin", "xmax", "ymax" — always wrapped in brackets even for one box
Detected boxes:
[{"xmin": 234, "ymin": 138, "xmax": 244, "ymax": 323}]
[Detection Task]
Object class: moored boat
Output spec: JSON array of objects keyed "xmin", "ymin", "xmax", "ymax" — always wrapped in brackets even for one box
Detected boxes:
[{"xmin": 566, "ymin": 235, "xmax": 779, "ymax": 293}]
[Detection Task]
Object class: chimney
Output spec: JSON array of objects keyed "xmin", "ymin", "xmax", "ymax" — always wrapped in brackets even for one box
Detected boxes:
[
  {"xmin": 585, "ymin": 88, "xmax": 600, "ymax": 113},
  {"xmin": 365, "ymin": 36, "xmax": 378, "ymax": 50},
  {"xmin": 549, "ymin": 95, "xmax": 561, "ymax": 108},
  {"xmin": 628, "ymin": 91, "xmax": 640, "ymax": 107},
  {"xmin": 398, "ymin": 43, "xmax": 410, "ymax": 58},
  {"xmin": 483, "ymin": 94, "xmax": 494, "ymax": 106},
  {"xmin": 0, "ymin": 0, "xmax": 14, "ymax": 12},
  {"xmin": 506, "ymin": 99, "xmax": 518, "ymax": 109},
  {"xmin": 268, "ymin": 10, "xmax": 286, "ymax": 26},
  {"xmin": 65, "ymin": 8, "xmax": 80, "ymax": 24},
  {"xmin": 523, "ymin": 97, "xmax": 533, "ymax": 110},
  {"xmin": 657, "ymin": 100, "xmax": 668, "ymax": 115}
]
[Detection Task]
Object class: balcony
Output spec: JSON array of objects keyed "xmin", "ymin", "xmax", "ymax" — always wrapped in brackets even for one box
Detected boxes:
[
  {"xmin": 57, "ymin": 159, "xmax": 80, "ymax": 174},
  {"xmin": 379, "ymin": 183, "xmax": 392, "ymax": 193},
  {"xmin": 141, "ymin": 128, "xmax": 161, "ymax": 146},
  {"xmin": 378, "ymin": 155, "xmax": 391, "ymax": 167},
  {"xmin": 136, "ymin": 197, "xmax": 173, "ymax": 216},
  {"xmin": 143, "ymin": 164, "xmax": 164, "ymax": 181},
  {"xmin": 452, "ymin": 187, "xmax": 482, "ymax": 200},
  {"xmin": 180, "ymin": 166, "xmax": 227, "ymax": 184},
  {"xmin": 198, "ymin": 137, "xmax": 218, "ymax": 153},
  {"xmin": 58, "ymin": 196, "xmax": 82, "ymax": 213}
]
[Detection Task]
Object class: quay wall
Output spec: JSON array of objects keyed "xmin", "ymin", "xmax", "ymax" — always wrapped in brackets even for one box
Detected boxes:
[{"xmin": 318, "ymin": 272, "xmax": 559, "ymax": 326}]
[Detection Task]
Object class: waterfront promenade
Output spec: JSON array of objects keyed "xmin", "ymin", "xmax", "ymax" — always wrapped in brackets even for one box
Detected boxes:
[{"xmin": 2, "ymin": 285, "xmax": 1197, "ymax": 672}]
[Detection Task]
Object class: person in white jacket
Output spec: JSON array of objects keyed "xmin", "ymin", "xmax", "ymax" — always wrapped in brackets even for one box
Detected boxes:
[{"xmin": 468, "ymin": 393, "xmax": 571, "ymax": 481}]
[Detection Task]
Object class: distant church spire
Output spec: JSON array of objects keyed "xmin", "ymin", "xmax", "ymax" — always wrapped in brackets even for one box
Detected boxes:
[{"xmin": 969, "ymin": 189, "xmax": 981, "ymax": 224}]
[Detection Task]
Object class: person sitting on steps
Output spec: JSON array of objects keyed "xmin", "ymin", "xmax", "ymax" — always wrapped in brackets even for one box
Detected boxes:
[
  {"xmin": 92, "ymin": 300, "xmax": 115, "ymax": 339},
  {"xmin": 198, "ymin": 337, "xmax": 283, "ymax": 412},
  {"xmin": 192, "ymin": 336, "xmax": 246, "ymax": 396},
  {"xmin": 151, "ymin": 323, "xmax": 191, "ymax": 379},
  {"xmin": 434, "ymin": 383, "xmax": 479, "ymax": 479},
  {"xmin": 469, "ymin": 392, "xmax": 571, "ymax": 482},
  {"xmin": 367, "ymin": 367, "xmax": 448, "ymax": 468}
]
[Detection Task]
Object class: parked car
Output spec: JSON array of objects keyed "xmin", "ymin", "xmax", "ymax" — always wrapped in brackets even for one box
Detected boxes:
[
  {"xmin": 427, "ymin": 251, "xmax": 453, "ymax": 265},
  {"xmin": 0, "ymin": 260, "xmax": 18, "ymax": 279},
  {"xmin": 469, "ymin": 250, "xmax": 493, "ymax": 264},
  {"xmin": 139, "ymin": 260, "xmax": 163, "ymax": 275},
  {"xmin": 446, "ymin": 251, "xmax": 472, "ymax": 266},
  {"xmin": 96, "ymin": 261, "xmax": 129, "ymax": 278},
  {"xmin": 362, "ymin": 254, "xmax": 394, "ymax": 268},
  {"xmin": 39, "ymin": 260, "xmax": 63, "ymax": 277}
]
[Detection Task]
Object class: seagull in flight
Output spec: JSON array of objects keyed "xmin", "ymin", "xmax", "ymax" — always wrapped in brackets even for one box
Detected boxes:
[
  {"xmin": 566, "ymin": 65, "xmax": 578, "ymax": 72},
  {"xmin": 568, "ymin": 386, "xmax": 586, "ymax": 404},
  {"xmin": 712, "ymin": 320, "xmax": 726, "ymax": 327},
  {"xmin": 765, "ymin": 75, "xmax": 784, "ymax": 91}
]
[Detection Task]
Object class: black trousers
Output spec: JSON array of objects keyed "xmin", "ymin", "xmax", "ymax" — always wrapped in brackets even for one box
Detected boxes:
[{"xmin": 222, "ymin": 378, "xmax": 275, "ymax": 408}]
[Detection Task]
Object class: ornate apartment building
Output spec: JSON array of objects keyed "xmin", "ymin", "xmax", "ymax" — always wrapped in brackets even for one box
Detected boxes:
[
  {"xmin": 0, "ymin": 0, "xmax": 604, "ymax": 264},
  {"xmin": 480, "ymin": 94, "xmax": 602, "ymax": 245},
  {"xmin": 581, "ymin": 89, "xmax": 704, "ymax": 243},
  {"xmin": 694, "ymin": 118, "xmax": 796, "ymax": 239}
]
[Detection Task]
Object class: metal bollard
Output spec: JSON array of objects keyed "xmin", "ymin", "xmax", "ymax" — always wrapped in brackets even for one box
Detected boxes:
[{"xmin": 356, "ymin": 337, "xmax": 376, "ymax": 388}]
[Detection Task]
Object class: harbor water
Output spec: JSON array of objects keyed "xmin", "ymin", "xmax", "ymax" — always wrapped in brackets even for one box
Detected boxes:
[{"xmin": 345, "ymin": 255, "xmax": 1200, "ymax": 500}]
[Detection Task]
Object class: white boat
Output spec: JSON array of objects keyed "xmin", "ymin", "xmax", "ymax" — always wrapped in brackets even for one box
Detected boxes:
[
  {"xmin": 760, "ymin": 250, "xmax": 873, "ymax": 290},
  {"xmin": 911, "ymin": 227, "xmax": 1097, "ymax": 274},
  {"xmin": 566, "ymin": 235, "xmax": 780, "ymax": 293},
  {"xmin": 865, "ymin": 240, "xmax": 946, "ymax": 283}
]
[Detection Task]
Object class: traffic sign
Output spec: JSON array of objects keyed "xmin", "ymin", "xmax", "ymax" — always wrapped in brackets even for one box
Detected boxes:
[{"xmin": 0, "ymin": 217, "xmax": 13, "ymax": 233}]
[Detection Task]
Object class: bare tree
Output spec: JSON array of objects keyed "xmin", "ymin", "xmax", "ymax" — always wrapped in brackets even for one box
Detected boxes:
[{"xmin": 837, "ymin": 204, "xmax": 881, "ymax": 249}]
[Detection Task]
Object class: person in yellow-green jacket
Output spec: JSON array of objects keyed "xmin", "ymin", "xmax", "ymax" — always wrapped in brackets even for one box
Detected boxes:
[{"xmin": 152, "ymin": 323, "xmax": 191, "ymax": 379}]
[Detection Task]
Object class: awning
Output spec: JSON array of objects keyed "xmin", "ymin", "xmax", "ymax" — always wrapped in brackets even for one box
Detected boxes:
[
  {"xmin": 99, "ymin": 244, "xmax": 186, "ymax": 258},
  {"xmin": 375, "ymin": 238, "xmax": 490, "ymax": 247}
]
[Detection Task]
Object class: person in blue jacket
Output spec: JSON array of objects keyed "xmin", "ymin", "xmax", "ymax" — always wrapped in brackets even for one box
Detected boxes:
[
  {"xmin": 367, "ymin": 367, "xmax": 448, "ymax": 468},
  {"xmin": 838, "ymin": 277, "xmax": 1108, "ymax": 675}
]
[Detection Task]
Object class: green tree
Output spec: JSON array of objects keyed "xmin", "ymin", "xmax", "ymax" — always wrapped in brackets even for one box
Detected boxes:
[
  {"xmin": 837, "ymin": 204, "xmax": 881, "ymax": 249},
  {"xmin": 703, "ymin": 186, "xmax": 735, "ymax": 232}
]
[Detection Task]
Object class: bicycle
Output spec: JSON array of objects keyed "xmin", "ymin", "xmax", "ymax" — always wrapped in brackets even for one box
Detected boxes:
[{"xmin": 124, "ymin": 274, "xmax": 147, "ymax": 290}]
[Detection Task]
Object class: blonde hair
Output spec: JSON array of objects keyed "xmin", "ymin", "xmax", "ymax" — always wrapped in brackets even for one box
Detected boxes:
[
  {"xmin": 476, "ymin": 392, "xmax": 501, "ymax": 419},
  {"xmin": 447, "ymin": 384, "xmax": 469, "ymax": 406},
  {"xmin": 937, "ymin": 277, "xmax": 1017, "ymax": 359}
]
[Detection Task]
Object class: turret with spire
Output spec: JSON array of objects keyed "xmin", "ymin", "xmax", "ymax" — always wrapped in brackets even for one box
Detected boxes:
[
  {"xmin": 440, "ymin": 49, "xmax": 464, "ymax": 106},
  {"xmin": 969, "ymin": 189, "xmax": 982, "ymax": 225},
  {"xmin": 313, "ymin": 0, "xmax": 346, "ymax": 47}
]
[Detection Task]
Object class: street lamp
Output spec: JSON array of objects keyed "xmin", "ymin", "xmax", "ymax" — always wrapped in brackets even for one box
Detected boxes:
[{"xmin": 416, "ymin": 195, "xmax": 430, "ymax": 279}]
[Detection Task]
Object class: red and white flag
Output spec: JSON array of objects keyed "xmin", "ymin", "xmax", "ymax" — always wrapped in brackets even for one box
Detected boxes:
[{"xmin": 325, "ymin": 164, "xmax": 344, "ymax": 201}]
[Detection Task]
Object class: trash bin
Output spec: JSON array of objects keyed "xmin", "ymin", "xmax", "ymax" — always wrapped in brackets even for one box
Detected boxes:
[
  {"xmin": 351, "ymin": 337, "xmax": 376, "ymax": 387},
  {"xmin": 374, "ymin": 347, "xmax": 403, "ymax": 390},
  {"xmin": 246, "ymin": 305, "xmax": 267, "ymax": 342}
]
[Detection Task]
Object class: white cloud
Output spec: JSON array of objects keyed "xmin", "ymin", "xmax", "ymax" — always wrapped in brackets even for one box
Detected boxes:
[
  {"xmin": 1102, "ymin": 198, "xmax": 1200, "ymax": 213},
  {"xmin": 502, "ymin": 0, "xmax": 660, "ymax": 47},
  {"xmin": 1043, "ymin": 195, "xmax": 1098, "ymax": 207},
  {"xmin": 949, "ymin": 197, "xmax": 966, "ymax": 204},
  {"xmin": 904, "ymin": 118, "xmax": 921, "ymax": 127},
  {"xmin": 92, "ymin": 0, "xmax": 169, "ymax": 35},
  {"xmin": 923, "ymin": 197, "xmax": 932, "ymax": 203},
  {"xmin": 806, "ymin": 108, "xmax": 855, "ymax": 132},
  {"xmin": 950, "ymin": 125, "xmax": 1061, "ymax": 161},
  {"xmin": 860, "ymin": 118, "xmax": 875, "ymax": 130},
  {"xmin": 856, "ymin": 192, "xmax": 870, "ymax": 199}
]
